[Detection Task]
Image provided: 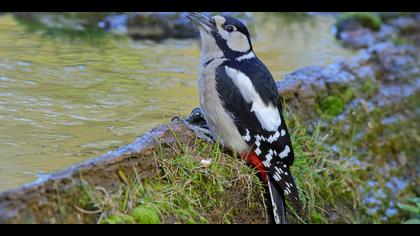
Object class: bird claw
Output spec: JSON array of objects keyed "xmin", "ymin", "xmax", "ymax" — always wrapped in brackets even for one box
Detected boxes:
[
  {"xmin": 175, "ymin": 107, "xmax": 214, "ymax": 143},
  {"xmin": 185, "ymin": 107, "xmax": 208, "ymax": 128},
  {"xmin": 182, "ymin": 120, "xmax": 214, "ymax": 143}
]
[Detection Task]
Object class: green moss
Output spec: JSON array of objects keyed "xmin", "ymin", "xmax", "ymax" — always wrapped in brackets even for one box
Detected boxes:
[
  {"xmin": 100, "ymin": 214, "xmax": 135, "ymax": 224},
  {"xmin": 320, "ymin": 96, "xmax": 345, "ymax": 117},
  {"xmin": 337, "ymin": 12, "xmax": 382, "ymax": 31},
  {"xmin": 360, "ymin": 79, "xmax": 377, "ymax": 94},
  {"xmin": 340, "ymin": 87, "xmax": 355, "ymax": 103},
  {"xmin": 132, "ymin": 205, "xmax": 161, "ymax": 224}
]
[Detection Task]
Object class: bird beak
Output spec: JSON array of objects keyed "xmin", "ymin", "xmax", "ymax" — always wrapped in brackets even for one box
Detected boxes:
[{"xmin": 187, "ymin": 12, "xmax": 216, "ymax": 33}]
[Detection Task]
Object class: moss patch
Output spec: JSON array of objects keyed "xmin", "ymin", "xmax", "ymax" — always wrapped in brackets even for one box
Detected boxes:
[
  {"xmin": 132, "ymin": 206, "xmax": 161, "ymax": 224},
  {"xmin": 337, "ymin": 12, "xmax": 382, "ymax": 31},
  {"xmin": 320, "ymin": 96, "xmax": 345, "ymax": 117}
]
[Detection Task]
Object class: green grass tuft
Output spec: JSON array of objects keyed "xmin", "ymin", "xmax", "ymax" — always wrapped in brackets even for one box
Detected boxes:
[
  {"xmin": 77, "ymin": 104, "xmax": 365, "ymax": 224},
  {"xmin": 80, "ymin": 134, "xmax": 266, "ymax": 224},
  {"xmin": 283, "ymin": 109, "xmax": 362, "ymax": 223},
  {"xmin": 398, "ymin": 197, "xmax": 420, "ymax": 224}
]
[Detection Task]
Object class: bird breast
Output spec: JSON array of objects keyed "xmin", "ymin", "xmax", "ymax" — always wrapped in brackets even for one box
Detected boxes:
[{"xmin": 198, "ymin": 59, "xmax": 249, "ymax": 152}]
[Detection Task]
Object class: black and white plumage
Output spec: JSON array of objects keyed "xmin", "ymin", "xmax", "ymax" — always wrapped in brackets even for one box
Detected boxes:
[
  {"xmin": 188, "ymin": 12, "xmax": 301, "ymax": 224},
  {"xmin": 216, "ymin": 58, "xmax": 301, "ymax": 207}
]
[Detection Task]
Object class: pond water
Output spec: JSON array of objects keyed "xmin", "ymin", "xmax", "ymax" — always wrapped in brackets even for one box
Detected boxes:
[{"xmin": 0, "ymin": 13, "xmax": 353, "ymax": 192}]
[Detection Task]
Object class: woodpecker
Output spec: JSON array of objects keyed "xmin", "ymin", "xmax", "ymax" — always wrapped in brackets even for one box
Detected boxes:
[{"xmin": 187, "ymin": 12, "xmax": 301, "ymax": 224}]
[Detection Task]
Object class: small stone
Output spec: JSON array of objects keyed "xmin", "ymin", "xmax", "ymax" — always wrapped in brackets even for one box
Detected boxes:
[{"xmin": 200, "ymin": 159, "xmax": 212, "ymax": 168}]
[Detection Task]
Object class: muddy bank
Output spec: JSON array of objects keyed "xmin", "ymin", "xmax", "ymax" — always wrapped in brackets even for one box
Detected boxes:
[
  {"xmin": 0, "ymin": 124, "xmax": 196, "ymax": 223},
  {"xmin": 0, "ymin": 38, "xmax": 418, "ymax": 223}
]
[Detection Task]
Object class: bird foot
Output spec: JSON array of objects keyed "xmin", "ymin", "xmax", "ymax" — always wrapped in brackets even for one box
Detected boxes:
[{"xmin": 172, "ymin": 108, "xmax": 214, "ymax": 143}]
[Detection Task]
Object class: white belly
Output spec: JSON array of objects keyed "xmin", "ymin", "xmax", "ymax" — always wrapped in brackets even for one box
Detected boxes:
[{"xmin": 199, "ymin": 59, "xmax": 249, "ymax": 153}]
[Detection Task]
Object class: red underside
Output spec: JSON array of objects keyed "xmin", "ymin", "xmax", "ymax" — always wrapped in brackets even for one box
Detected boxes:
[{"xmin": 240, "ymin": 152, "xmax": 267, "ymax": 183}]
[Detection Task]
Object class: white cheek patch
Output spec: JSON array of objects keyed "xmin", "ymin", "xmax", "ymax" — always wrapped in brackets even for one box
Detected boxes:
[
  {"xmin": 227, "ymin": 32, "xmax": 250, "ymax": 53},
  {"xmin": 212, "ymin": 16, "xmax": 250, "ymax": 53},
  {"xmin": 225, "ymin": 66, "xmax": 281, "ymax": 132}
]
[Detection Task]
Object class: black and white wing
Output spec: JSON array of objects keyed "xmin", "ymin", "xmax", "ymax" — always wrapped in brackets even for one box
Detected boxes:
[{"xmin": 215, "ymin": 58, "xmax": 301, "ymax": 210}]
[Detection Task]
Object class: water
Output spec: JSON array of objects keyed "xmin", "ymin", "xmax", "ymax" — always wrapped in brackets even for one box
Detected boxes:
[{"xmin": 0, "ymin": 13, "xmax": 353, "ymax": 192}]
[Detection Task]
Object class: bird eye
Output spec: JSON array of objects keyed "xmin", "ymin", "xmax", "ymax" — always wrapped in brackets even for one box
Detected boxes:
[{"xmin": 225, "ymin": 25, "xmax": 236, "ymax": 33}]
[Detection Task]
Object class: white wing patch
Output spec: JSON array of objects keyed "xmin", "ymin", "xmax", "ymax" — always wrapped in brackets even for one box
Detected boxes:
[
  {"xmin": 273, "ymin": 164, "xmax": 293, "ymax": 196},
  {"xmin": 263, "ymin": 152, "xmax": 273, "ymax": 167},
  {"xmin": 267, "ymin": 131, "xmax": 280, "ymax": 143},
  {"xmin": 254, "ymin": 132, "xmax": 287, "ymax": 166},
  {"xmin": 255, "ymin": 147, "xmax": 261, "ymax": 155},
  {"xmin": 279, "ymin": 145, "xmax": 290, "ymax": 159},
  {"xmin": 225, "ymin": 66, "xmax": 281, "ymax": 132},
  {"xmin": 242, "ymin": 128, "xmax": 251, "ymax": 142}
]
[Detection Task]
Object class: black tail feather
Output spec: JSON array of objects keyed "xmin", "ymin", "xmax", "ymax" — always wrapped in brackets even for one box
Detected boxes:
[{"xmin": 266, "ymin": 177, "xmax": 287, "ymax": 224}]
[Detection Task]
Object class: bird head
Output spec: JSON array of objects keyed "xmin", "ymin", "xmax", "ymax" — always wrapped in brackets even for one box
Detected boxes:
[{"xmin": 187, "ymin": 12, "xmax": 253, "ymax": 64}]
